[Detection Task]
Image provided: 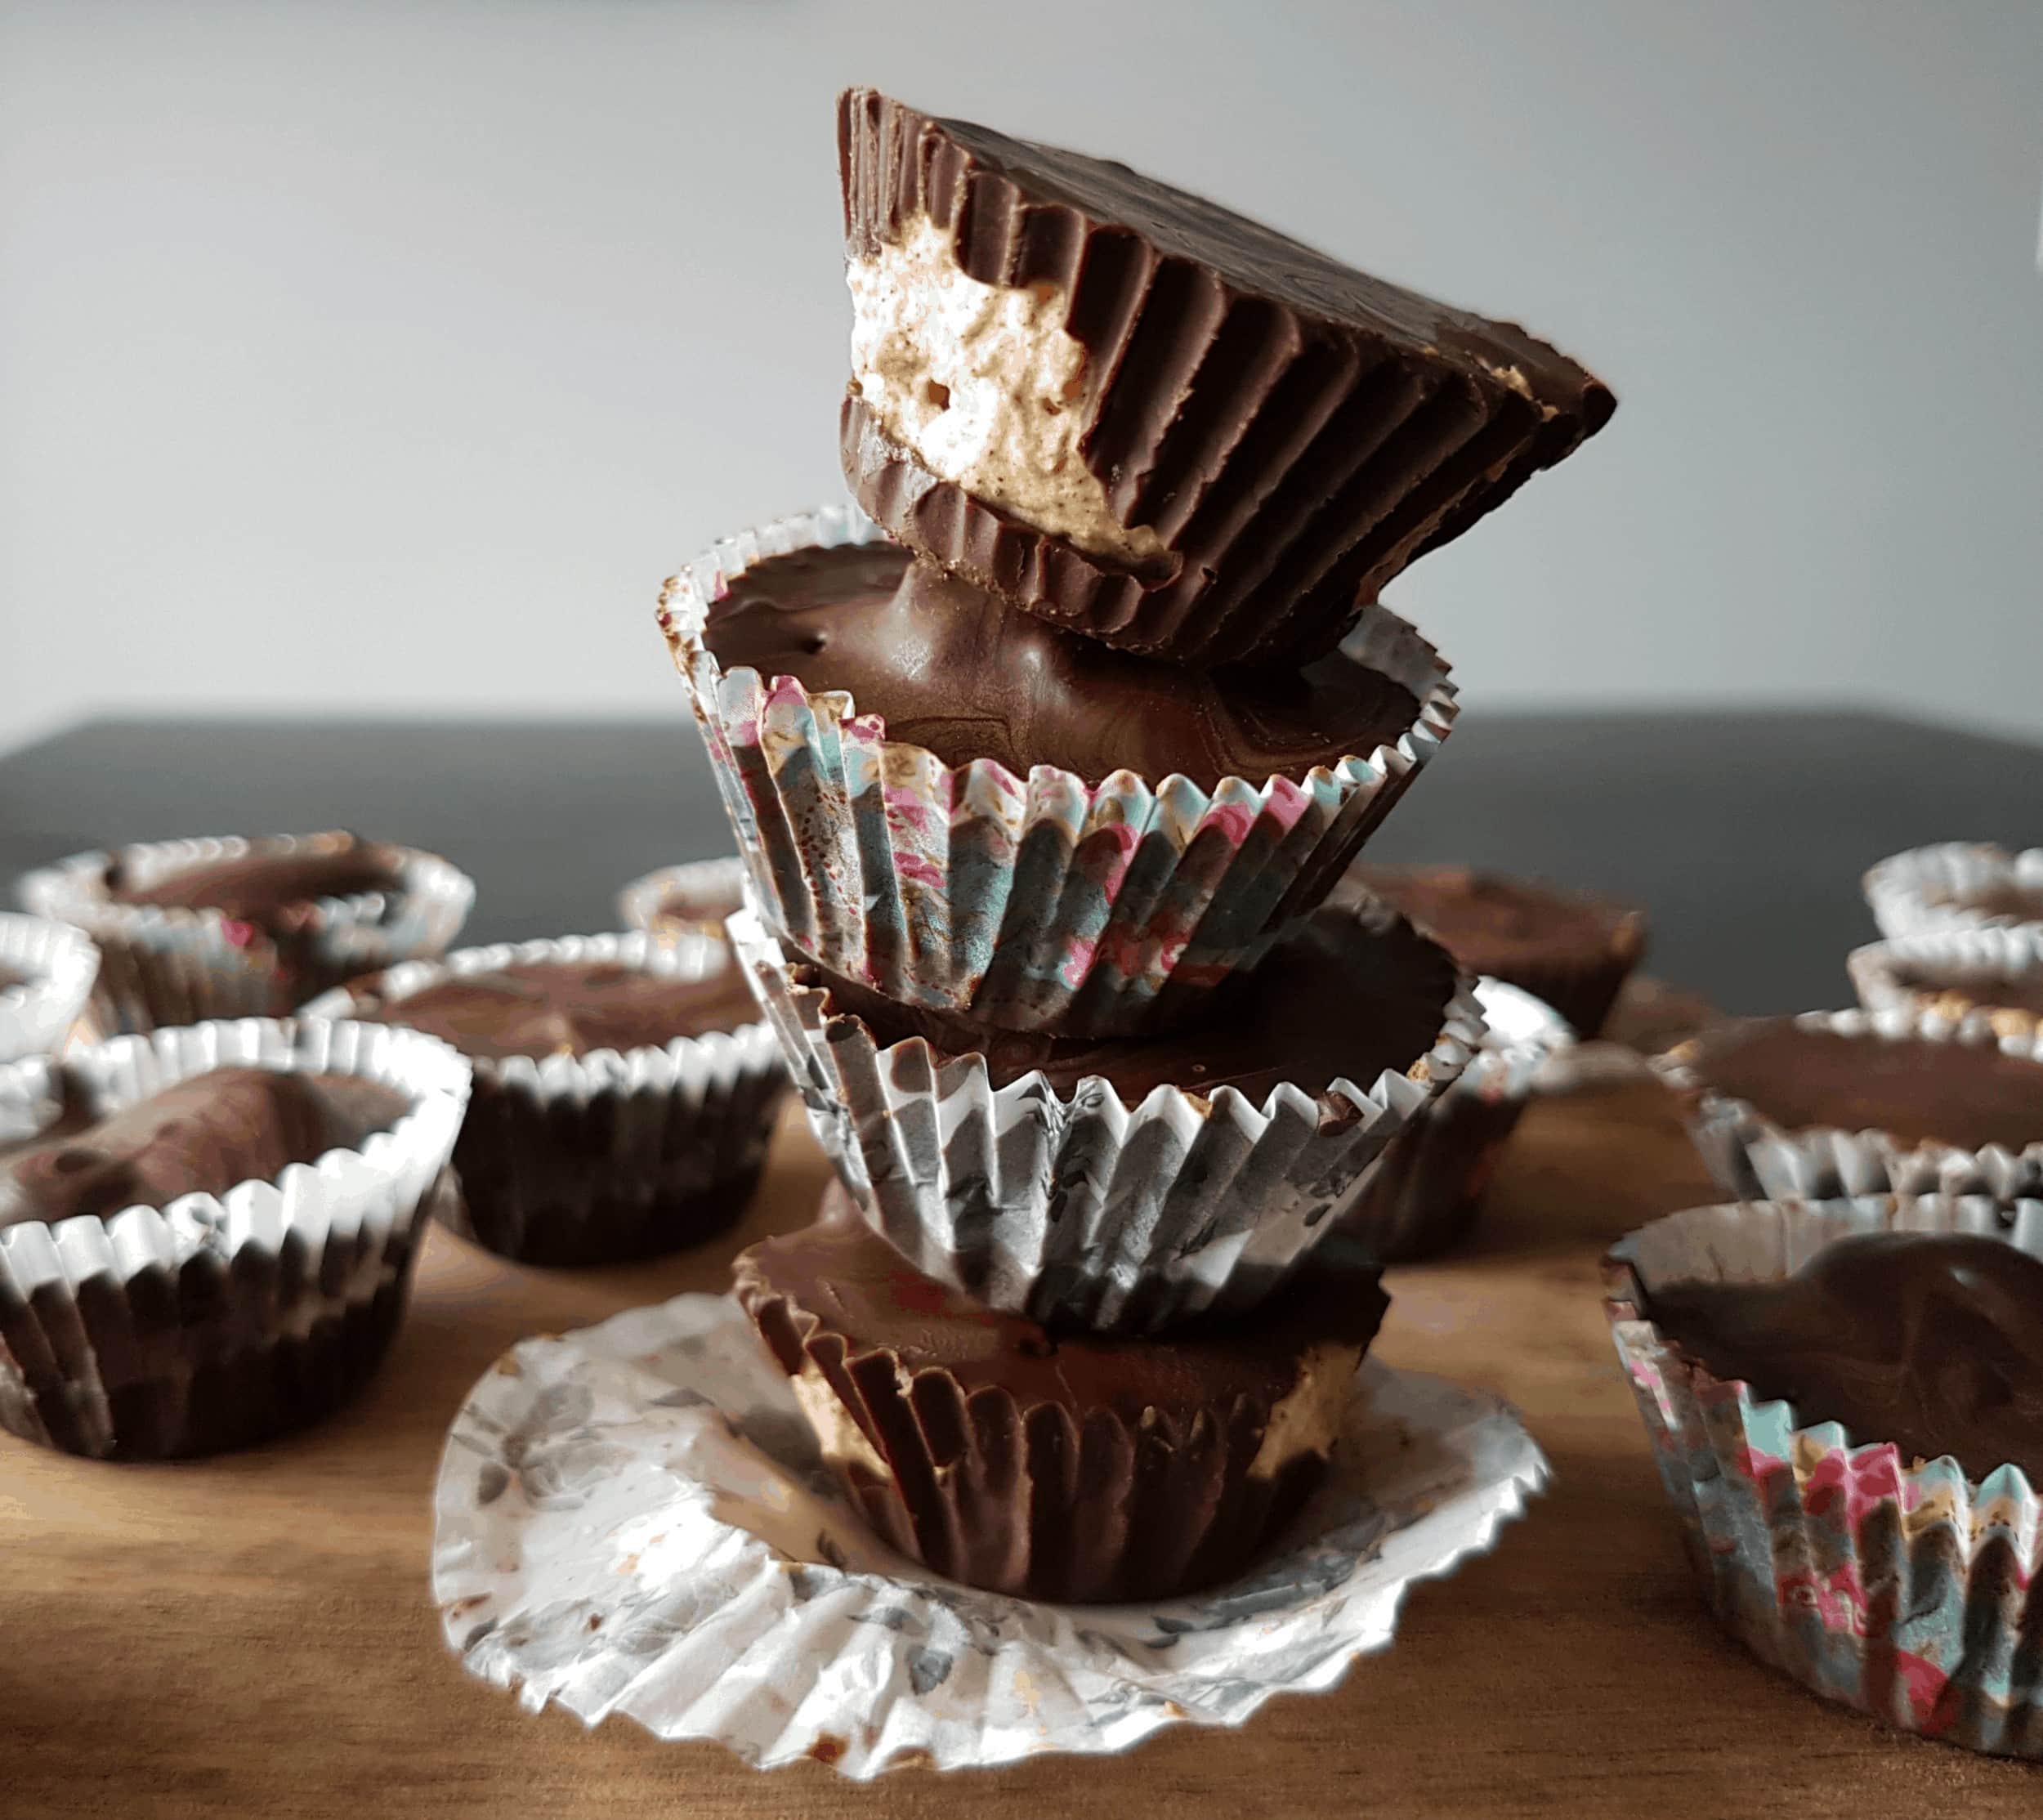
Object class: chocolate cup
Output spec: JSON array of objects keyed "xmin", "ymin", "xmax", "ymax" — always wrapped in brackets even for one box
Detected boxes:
[
  {"xmin": 1849, "ymin": 927, "xmax": 2043, "ymax": 1041},
  {"xmin": 659, "ymin": 506, "xmax": 1458, "ymax": 1041},
  {"xmin": 0, "ymin": 1017, "xmax": 470, "ymax": 1460},
  {"xmin": 1604, "ymin": 1194, "xmax": 2043, "ymax": 1758},
  {"xmin": 838, "ymin": 88, "xmax": 1614, "ymax": 665},
  {"xmin": 1654, "ymin": 1008, "xmax": 2043, "ymax": 1204},
  {"xmin": 18, "ymin": 834, "xmax": 475, "ymax": 1035},
  {"xmin": 735, "ymin": 1187, "xmax": 1387, "ymax": 1604},
  {"xmin": 304, "ymin": 933, "xmax": 785, "ymax": 1269},
  {"xmin": 1863, "ymin": 843, "xmax": 2043, "ymax": 942}
]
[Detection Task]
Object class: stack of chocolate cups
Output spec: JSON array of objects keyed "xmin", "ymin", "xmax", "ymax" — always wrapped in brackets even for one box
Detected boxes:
[{"xmin": 656, "ymin": 89, "xmax": 1613, "ymax": 1603}]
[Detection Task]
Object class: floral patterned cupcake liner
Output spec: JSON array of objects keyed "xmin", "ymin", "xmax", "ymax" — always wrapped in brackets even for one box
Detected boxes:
[
  {"xmin": 728, "ymin": 906, "xmax": 1485, "ymax": 1333},
  {"xmin": 615, "ymin": 855, "xmax": 749, "ymax": 942},
  {"xmin": 1849, "ymin": 926, "xmax": 2043, "ymax": 1041},
  {"xmin": 0, "ymin": 913, "xmax": 100, "ymax": 1065},
  {"xmin": 19, "ymin": 833, "xmax": 475, "ymax": 1033},
  {"xmin": 1654, "ymin": 1005, "xmax": 2043, "ymax": 1201},
  {"xmin": 0, "ymin": 1015, "xmax": 470, "ymax": 1460},
  {"xmin": 657, "ymin": 504, "xmax": 1458, "ymax": 1040},
  {"xmin": 1606, "ymin": 1192, "xmax": 2043, "ymax": 1758},
  {"xmin": 1863, "ymin": 843, "xmax": 2043, "ymax": 941},
  {"xmin": 1340, "ymin": 978, "xmax": 1573, "ymax": 1262},
  {"xmin": 304, "ymin": 932, "xmax": 784, "ymax": 1267}
]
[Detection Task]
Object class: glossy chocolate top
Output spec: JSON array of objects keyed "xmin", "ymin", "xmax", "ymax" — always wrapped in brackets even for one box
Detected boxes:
[
  {"xmin": 736, "ymin": 1184, "xmax": 1388, "ymax": 1413},
  {"xmin": 344, "ymin": 959, "xmax": 758, "ymax": 1062},
  {"xmin": 798, "ymin": 902, "xmax": 1459, "ymax": 1112},
  {"xmin": 105, "ymin": 836, "xmax": 408, "ymax": 928},
  {"xmin": 1339, "ymin": 864, "xmax": 1641, "ymax": 974},
  {"xmin": 1645, "ymin": 1232, "xmax": 2043, "ymax": 1485},
  {"xmin": 0, "ymin": 1065, "xmax": 409, "ymax": 1226},
  {"xmin": 1680, "ymin": 1020, "xmax": 2043, "ymax": 1152},
  {"xmin": 701, "ymin": 544, "xmax": 1421, "ymax": 789}
]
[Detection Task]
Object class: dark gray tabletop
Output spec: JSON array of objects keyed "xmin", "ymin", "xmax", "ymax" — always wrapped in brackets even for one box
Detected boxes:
[{"xmin": 2, "ymin": 710, "xmax": 2035, "ymax": 1016}]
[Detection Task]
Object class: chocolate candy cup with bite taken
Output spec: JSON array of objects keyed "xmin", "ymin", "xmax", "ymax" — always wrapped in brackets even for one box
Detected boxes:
[
  {"xmin": 728, "ymin": 901, "xmax": 1482, "ymax": 1333},
  {"xmin": 658, "ymin": 505, "xmax": 1457, "ymax": 1040},
  {"xmin": 838, "ymin": 87, "xmax": 1614, "ymax": 665},
  {"xmin": 305, "ymin": 932, "xmax": 783, "ymax": 1267},
  {"xmin": 0, "ymin": 1015, "xmax": 468, "ymax": 1460},
  {"xmin": 735, "ymin": 1186, "xmax": 1389, "ymax": 1603},
  {"xmin": 1654, "ymin": 1005, "xmax": 2043, "ymax": 1204},
  {"xmin": 19, "ymin": 832, "xmax": 474, "ymax": 1034},
  {"xmin": 1606, "ymin": 1193, "xmax": 2043, "ymax": 1760}
]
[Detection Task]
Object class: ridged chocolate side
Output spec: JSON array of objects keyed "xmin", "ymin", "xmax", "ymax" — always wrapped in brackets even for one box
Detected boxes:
[
  {"xmin": 838, "ymin": 87, "xmax": 1616, "ymax": 665},
  {"xmin": 734, "ymin": 1203, "xmax": 1384, "ymax": 1603}
]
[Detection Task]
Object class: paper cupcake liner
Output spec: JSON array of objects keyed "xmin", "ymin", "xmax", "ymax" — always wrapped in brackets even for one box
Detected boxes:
[
  {"xmin": 838, "ymin": 88, "xmax": 1612, "ymax": 666},
  {"xmin": 730, "ymin": 906, "xmax": 1485, "ymax": 1332},
  {"xmin": 1849, "ymin": 927, "xmax": 2043, "ymax": 1042},
  {"xmin": 658, "ymin": 504, "xmax": 1458, "ymax": 1038},
  {"xmin": 1606, "ymin": 1193, "xmax": 2043, "ymax": 1757},
  {"xmin": 433, "ymin": 1290, "xmax": 1546, "ymax": 1775},
  {"xmin": 0, "ymin": 914, "xmax": 101, "ymax": 1065},
  {"xmin": 304, "ymin": 932, "xmax": 784, "ymax": 1267},
  {"xmin": 0, "ymin": 1015, "xmax": 470, "ymax": 1460},
  {"xmin": 1655, "ymin": 1006, "xmax": 2043, "ymax": 1201},
  {"xmin": 19, "ymin": 833, "xmax": 476, "ymax": 1034},
  {"xmin": 615, "ymin": 856, "xmax": 749, "ymax": 942},
  {"xmin": 1340, "ymin": 978, "xmax": 1574, "ymax": 1262},
  {"xmin": 1864, "ymin": 843, "xmax": 2043, "ymax": 941}
]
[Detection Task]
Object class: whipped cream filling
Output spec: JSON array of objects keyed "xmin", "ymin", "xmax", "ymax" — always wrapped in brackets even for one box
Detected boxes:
[{"xmin": 847, "ymin": 213, "xmax": 1167, "ymax": 570}]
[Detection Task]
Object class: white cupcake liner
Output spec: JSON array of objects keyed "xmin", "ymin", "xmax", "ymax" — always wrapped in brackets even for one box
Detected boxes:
[
  {"xmin": 1607, "ymin": 1193, "xmax": 2043, "ymax": 1757},
  {"xmin": 615, "ymin": 856, "xmax": 749, "ymax": 941},
  {"xmin": 0, "ymin": 913, "xmax": 101, "ymax": 1065},
  {"xmin": 729, "ymin": 906, "xmax": 1486, "ymax": 1332},
  {"xmin": 0, "ymin": 1014, "xmax": 470, "ymax": 1459},
  {"xmin": 432, "ymin": 1290, "xmax": 1546, "ymax": 1777},
  {"xmin": 19, "ymin": 833, "xmax": 476, "ymax": 1033},
  {"xmin": 657, "ymin": 503, "xmax": 1459, "ymax": 1040},
  {"xmin": 1655, "ymin": 1005, "xmax": 2043, "ymax": 1201},
  {"xmin": 1864, "ymin": 843, "xmax": 2043, "ymax": 941},
  {"xmin": 1342, "ymin": 978, "xmax": 1574, "ymax": 1262},
  {"xmin": 304, "ymin": 932, "xmax": 784, "ymax": 1266},
  {"xmin": 1849, "ymin": 926, "xmax": 2043, "ymax": 1041}
]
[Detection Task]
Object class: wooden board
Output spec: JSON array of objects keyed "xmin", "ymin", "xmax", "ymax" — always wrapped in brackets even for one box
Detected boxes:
[{"xmin": 6, "ymin": 1080, "xmax": 2038, "ymax": 1816}]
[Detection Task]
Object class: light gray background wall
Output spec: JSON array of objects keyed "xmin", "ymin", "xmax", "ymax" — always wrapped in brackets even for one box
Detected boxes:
[{"xmin": 2, "ymin": 0, "xmax": 2039, "ymax": 757}]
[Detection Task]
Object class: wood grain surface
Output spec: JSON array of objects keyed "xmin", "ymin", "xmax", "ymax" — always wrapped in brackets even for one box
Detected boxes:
[{"xmin": 6, "ymin": 1078, "xmax": 2038, "ymax": 1817}]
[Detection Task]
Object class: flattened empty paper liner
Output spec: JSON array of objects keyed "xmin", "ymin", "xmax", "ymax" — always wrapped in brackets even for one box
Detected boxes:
[
  {"xmin": 1655, "ymin": 1005, "xmax": 2043, "ymax": 1202},
  {"xmin": 1341, "ymin": 978, "xmax": 1573, "ymax": 1263},
  {"xmin": 1607, "ymin": 1194, "xmax": 2043, "ymax": 1758},
  {"xmin": 658, "ymin": 504, "xmax": 1457, "ymax": 1039},
  {"xmin": 0, "ymin": 913, "xmax": 100, "ymax": 1065},
  {"xmin": 432, "ymin": 1291, "xmax": 1545, "ymax": 1776},
  {"xmin": 0, "ymin": 1016, "xmax": 469, "ymax": 1459},
  {"xmin": 1863, "ymin": 844, "xmax": 2043, "ymax": 941},
  {"xmin": 838, "ymin": 88, "xmax": 1613, "ymax": 665},
  {"xmin": 303, "ymin": 932, "xmax": 784, "ymax": 1267},
  {"xmin": 18, "ymin": 833, "xmax": 475, "ymax": 1033},
  {"xmin": 729, "ymin": 906, "xmax": 1485, "ymax": 1332}
]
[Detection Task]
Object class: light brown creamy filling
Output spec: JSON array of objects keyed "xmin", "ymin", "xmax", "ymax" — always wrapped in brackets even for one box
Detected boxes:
[
  {"xmin": 1249, "ymin": 1342, "xmax": 1363, "ymax": 1479},
  {"xmin": 847, "ymin": 213, "xmax": 1166, "ymax": 569}
]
